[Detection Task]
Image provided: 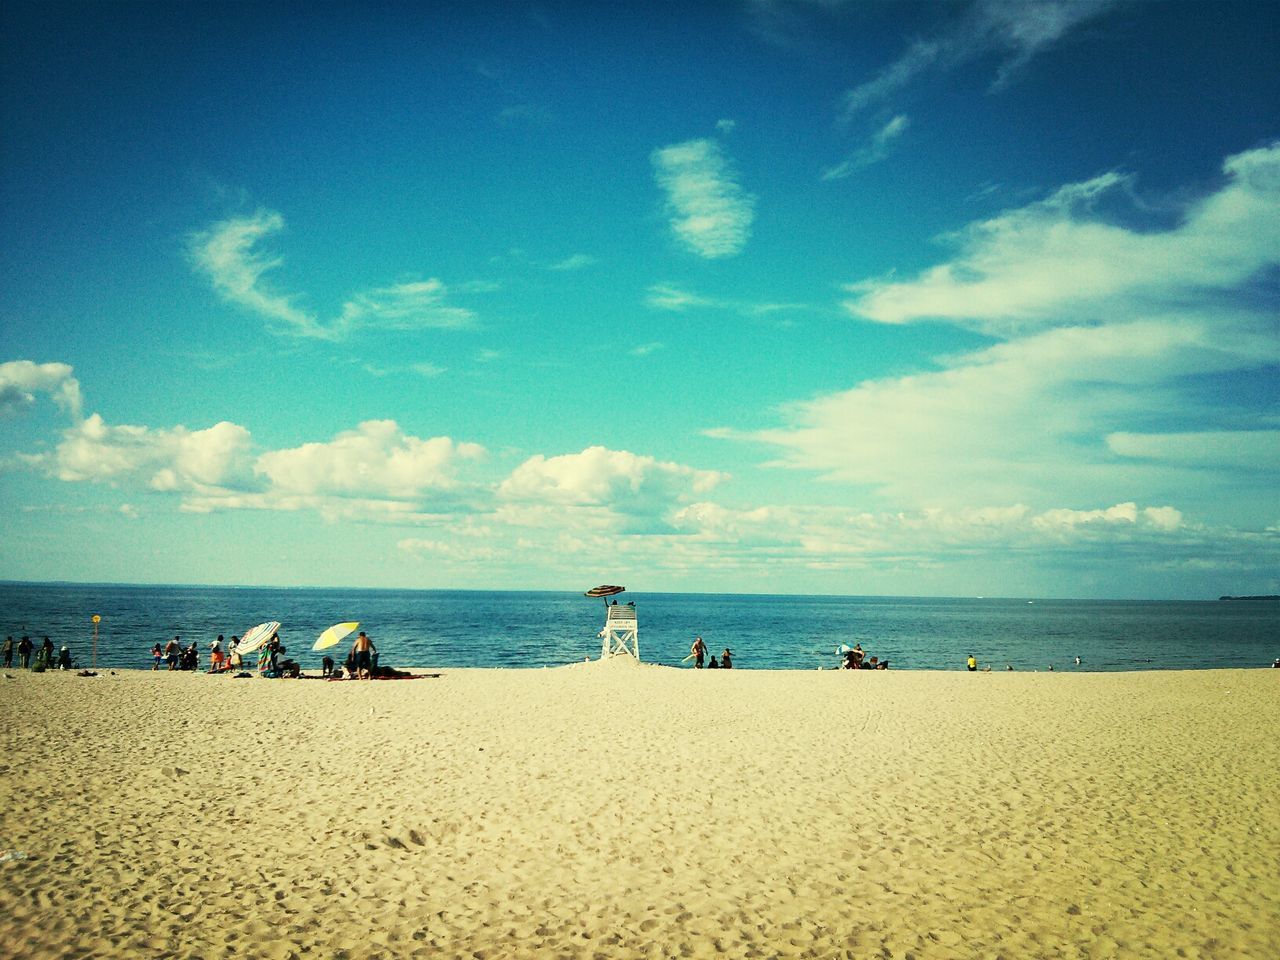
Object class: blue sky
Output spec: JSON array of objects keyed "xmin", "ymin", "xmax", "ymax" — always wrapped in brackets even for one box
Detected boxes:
[{"xmin": 2, "ymin": 0, "xmax": 1277, "ymax": 598}]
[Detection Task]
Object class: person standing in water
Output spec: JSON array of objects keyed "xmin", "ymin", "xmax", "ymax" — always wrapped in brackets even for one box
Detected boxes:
[{"xmin": 690, "ymin": 636, "xmax": 707, "ymax": 669}]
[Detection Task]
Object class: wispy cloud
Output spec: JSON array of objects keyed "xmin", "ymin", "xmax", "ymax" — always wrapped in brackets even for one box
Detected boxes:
[
  {"xmin": 189, "ymin": 209, "xmax": 475, "ymax": 339},
  {"xmin": 846, "ymin": 143, "xmax": 1280, "ymax": 334},
  {"xmin": 840, "ymin": 0, "xmax": 1115, "ymax": 120},
  {"xmin": 726, "ymin": 144, "xmax": 1280, "ymax": 523},
  {"xmin": 822, "ymin": 114, "xmax": 910, "ymax": 181},
  {"xmin": 651, "ymin": 138, "xmax": 756, "ymax": 258},
  {"xmin": 338, "ymin": 280, "xmax": 474, "ymax": 331},
  {"xmin": 547, "ymin": 253, "xmax": 597, "ymax": 271},
  {"xmin": 187, "ymin": 210, "xmax": 322, "ymax": 337},
  {"xmin": 646, "ymin": 283, "xmax": 805, "ymax": 318}
]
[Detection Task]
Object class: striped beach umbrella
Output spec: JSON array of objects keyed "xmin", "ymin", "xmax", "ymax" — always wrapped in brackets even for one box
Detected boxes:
[{"xmin": 585, "ymin": 585, "xmax": 625, "ymax": 598}]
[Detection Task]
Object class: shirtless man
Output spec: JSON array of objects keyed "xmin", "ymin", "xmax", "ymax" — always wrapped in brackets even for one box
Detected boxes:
[
  {"xmin": 351, "ymin": 631, "xmax": 376, "ymax": 680},
  {"xmin": 690, "ymin": 636, "xmax": 706, "ymax": 669}
]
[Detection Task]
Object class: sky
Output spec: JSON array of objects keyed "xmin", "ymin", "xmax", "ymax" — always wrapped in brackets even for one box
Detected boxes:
[{"xmin": 1, "ymin": 0, "xmax": 1277, "ymax": 599}]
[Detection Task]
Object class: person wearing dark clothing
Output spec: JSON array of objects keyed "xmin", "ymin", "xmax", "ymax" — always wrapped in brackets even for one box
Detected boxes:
[
  {"xmin": 58, "ymin": 646, "xmax": 72, "ymax": 670},
  {"xmin": 18, "ymin": 636, "xmax": 33, "ymax": 669},
  {"xmin": 721, "ymin": 648, "xmax": 733, "ymax": 669},
  {"xmin": 39, "ymin": 637, "xmax": 54, "ymax": 669}
]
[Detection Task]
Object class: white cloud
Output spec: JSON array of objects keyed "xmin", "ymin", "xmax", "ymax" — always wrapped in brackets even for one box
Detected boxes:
[
  {"xmin": 651, "ymin": 138, "xmax": 756, "ymax": 258},
  {"xmin": 0, "ymin": 360, "xmax": 83, "ymax": 419},
  {"xmin": 43, "ymin": 413, "xmax": 252, "ymax": 490},
  {"xmin": 255, "ymin": 420, "xmax": 485, "ymax": 500},
  {"xmin": 845, "ymin": 143, "xmax": 1280, "ymax": 333},
  {"xmin": 725, "ymin": 145, "xmax": 1280, "ymax": 532},
  {"xmin": 498, "ymin": 446, "xmax": 727, "ymax": 520},
  {"xmin": 189, "ymin": 210, "xmax": 473, "ymax": 339},
  {"xmin": 822, "ymin": 114, "xmax": 910, "ymax": 181},
  {"xmin": 840, "ymin": 0, "xmax": 1115, "ymax": 119},
  {"xmin": 732, "ymin": 316, "xmax": 1277, "ymax": 510}
]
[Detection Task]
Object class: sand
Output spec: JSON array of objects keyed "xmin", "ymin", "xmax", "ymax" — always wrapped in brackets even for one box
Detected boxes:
[{"xmin": 2, "ymin": 661, "xmax": 1277, "ymax": 959}]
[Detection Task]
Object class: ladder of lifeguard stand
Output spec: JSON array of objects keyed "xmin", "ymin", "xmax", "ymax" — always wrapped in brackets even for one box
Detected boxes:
[{"xmin": 600, "ymin": 604, "xmax": 639, "ymax": 660}]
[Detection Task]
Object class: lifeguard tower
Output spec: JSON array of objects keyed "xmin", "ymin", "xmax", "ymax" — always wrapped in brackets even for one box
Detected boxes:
[{"xmin": 585, "ymin": 584, "xmax": 639, "ymax": 660}]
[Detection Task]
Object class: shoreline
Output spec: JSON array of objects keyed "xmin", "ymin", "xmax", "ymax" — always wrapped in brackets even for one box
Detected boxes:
[{"xmin": 4, "ymin": 664, "xmax": 1278, "ymax": 958}]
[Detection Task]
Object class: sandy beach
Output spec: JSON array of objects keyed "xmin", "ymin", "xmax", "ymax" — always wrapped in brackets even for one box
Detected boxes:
[{"xmin": 2, "ymin": 662, "xmax": 1277, "ymax": 959}]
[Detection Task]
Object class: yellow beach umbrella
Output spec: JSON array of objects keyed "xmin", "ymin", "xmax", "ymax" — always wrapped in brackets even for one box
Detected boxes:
[{"xmin": 313, "ymin": 621, "xmax": 360, "ymax": 652}]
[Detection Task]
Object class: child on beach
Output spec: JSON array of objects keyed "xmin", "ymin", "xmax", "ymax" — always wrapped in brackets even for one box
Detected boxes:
[{"xmin": 150, "ymin": 643, "xmax": 163, "ymax": 670}]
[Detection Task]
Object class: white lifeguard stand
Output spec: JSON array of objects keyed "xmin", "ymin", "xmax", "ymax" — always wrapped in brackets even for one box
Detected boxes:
[
  {"xmin": 600, "ymin": 603, "xmax": 639, "ymax": 660},
  {"xmin": 585, "ymin": 584, "xmax": 639, "ymax": 661}
]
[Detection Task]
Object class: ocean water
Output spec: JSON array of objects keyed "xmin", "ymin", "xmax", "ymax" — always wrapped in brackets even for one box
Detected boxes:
[{"xmin": 0, "ymin": 582, "xmax": 1276, "ymax": 672}]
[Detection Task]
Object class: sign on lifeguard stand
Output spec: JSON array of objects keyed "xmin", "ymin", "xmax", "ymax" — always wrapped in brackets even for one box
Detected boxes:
[
  {"xmin": 600, "ymin": 603, "xmax": 639, "ymax": 660},
  {"xmin": 584, "ymin": 584, "xmax": 639, "ymax": 661}
]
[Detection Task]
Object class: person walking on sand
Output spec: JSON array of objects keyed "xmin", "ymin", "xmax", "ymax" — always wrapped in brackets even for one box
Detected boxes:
[
  {"xmin": 165, "ymin": 636, "xmax": 180, "ymax": 670},
  {"xmin": 691, "ymin": 636, "xmax": 707, "ymax": 669},
  {"xmin": 2, "ymin": 636, "xmax": 12, "ymax": 669},
  {"xmin": 351, "ymin": 631, "xmax": 375, "ymax": 680},
  {"xmin": 18, "ymin": 636, "xmax": 33, "ymax": 669}
]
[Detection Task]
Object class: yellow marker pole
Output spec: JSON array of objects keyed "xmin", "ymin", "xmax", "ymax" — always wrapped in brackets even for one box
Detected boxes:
[{"xmin": 92, "ymin": 615, "xmax": 101, "ymax": 669}]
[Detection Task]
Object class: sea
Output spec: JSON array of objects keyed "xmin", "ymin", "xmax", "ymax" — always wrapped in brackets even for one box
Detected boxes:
[{"xmin": 2, "ymin": 582, "xmax": 1276, "ymax": 672}]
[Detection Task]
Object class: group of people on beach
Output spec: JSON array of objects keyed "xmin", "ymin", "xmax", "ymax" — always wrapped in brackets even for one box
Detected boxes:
[
  {"xmin": 142, "ymin": 629, "xmax": 382, "ymax": 680},
  {"xmin": 151, "ymin": 636, "xmax": 204, "ymax": 671},
  {"xmin": 840, "ymin": 643, "xmax": 889, "ymax": 670},
  {"xmin": 688, "ymin": 636, "xmax": 733, "ymax": 669},
  {"xmin": 3, "ymin": 635, "xmax": 72, "ymax": 671}
]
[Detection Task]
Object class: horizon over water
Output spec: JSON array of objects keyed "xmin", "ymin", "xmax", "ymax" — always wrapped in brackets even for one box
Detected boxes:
[{"xmin": 2, "ymin": 581, "xmax": 1276, "ymax": 672}]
